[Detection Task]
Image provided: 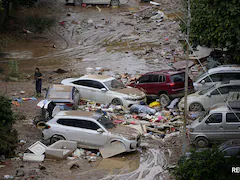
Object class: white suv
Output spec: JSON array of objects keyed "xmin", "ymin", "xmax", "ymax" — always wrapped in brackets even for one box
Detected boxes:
[
  {"xmin": 42, "ymin": 111, "xmax": 141, "ymax": 151},
  {"xmin": 194, "ymin": 65, "xmax": 240, "ymax": 91},
  {"xmin": 61, "ymin": 75, "xmax": 146, "ymax": 108},
  {"xmin": 178, "ymin": 80, "xmax": 240, "ymax": 111}
]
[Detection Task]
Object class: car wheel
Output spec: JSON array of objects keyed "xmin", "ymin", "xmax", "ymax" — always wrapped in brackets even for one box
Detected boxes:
[
  {"xmin": 159, "ymin": 94, "xmax": 170, "ymax": 107},
  {"xmin": 74, "ymin": 0, "xmax": 82, "ymax": 6},
  {"xmin": 195, "ymin": 137, "xmax": 209, "ymax": 148},
  {"xmin": 50, "ymin": 135, "xmax": 65, "ymax": 144},
  {"xmin": 189, "ymin": 102, "xmax": 203, "ymax": 111},
  {"xmin": 110, "ymin": 0, "xmax": 120, "ymax": 6},
  {"xmin": 111, "ymin": 98, "xmax": 123, "ymax": 106}
]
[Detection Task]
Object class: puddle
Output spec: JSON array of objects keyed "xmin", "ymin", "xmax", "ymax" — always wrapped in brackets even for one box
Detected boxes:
[
  {"xmin": 101, "ymin": 148, "xmax": 169, "ymax": 180},
  {"xmin": 97, "ymin": 152, "xmax": 140, "ymax": 175}
]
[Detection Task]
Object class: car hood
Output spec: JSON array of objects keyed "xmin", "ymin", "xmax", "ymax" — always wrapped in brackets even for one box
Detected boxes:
[
  {"xmin": 108, "ymin": 125, "xmax": 140, "ymax": 140},
  {"xmin": 187, "ymin": 92, "xmax": 201, "ymax": 100},
  {"xmin": 190, "ymin": 119, "xmax": 200, "ymax": 129},
  {"xmin": 115, "ymin": 87, "xmax": 145, "ymax": 97}
]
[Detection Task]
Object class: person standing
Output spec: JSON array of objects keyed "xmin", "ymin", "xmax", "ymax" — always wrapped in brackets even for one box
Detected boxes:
[{"xmin": 34, "ymin": 68, "xmax": 42, "ymax": 97}]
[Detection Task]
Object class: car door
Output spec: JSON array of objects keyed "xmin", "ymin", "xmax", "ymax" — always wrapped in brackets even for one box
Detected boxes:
[
  {"xmin": 222, "ymin": 147, "xmax": 240, "ymax": 158},
  {"xmin": 134, "ymin": 75, "xmax": 150, "ymax": 93},
  {"xmin": 204, "ymin": 86, "xmax": 229, "ymax": 109},
  {"xmin": 223, "ymin": 113, "xmax": 240, "ymax": 140},
  {"xmin": 88, "ymin": 80, "xmax": 107, "ymax": 103},
  {"xmin": 77, "ymin": 119, "xmax": 108, "ymax": 147},
  {"xmin": 202, "ymin": 73, "xmax": 222, "ymax": 90},
  {"xmin": 135, "ymin": 74, "xmax": 163, "ymax": 95},
  {"xmin": 56, "ymin": 118, "xmax": 86, "ymax": 144},
  {"xmin": 203, "ymin": 113, "xmax": 224, "ymax": 140},
  {"xmin": 72, "ymin": 80, "xmax": 92, "ymax": 101}
]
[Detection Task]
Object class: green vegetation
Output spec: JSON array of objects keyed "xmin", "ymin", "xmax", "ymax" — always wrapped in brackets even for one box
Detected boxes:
[
  {"xmin": 25, "ymin": 14, "xmax": 56, "ymax": 34},
  {"xmin": 0, "ymin": 95, "xmax": 18, "ymax": 157},
  {"xmin": 182, "ymin": 0, "xmax": 240, "ymax": 62},
  {"xmin": 0, "ymin": 0, "xmax": 4, "ymax": 11},
  {"xmin": 172, "ymin": 147, "xmax": 240, "ymax": 180}
]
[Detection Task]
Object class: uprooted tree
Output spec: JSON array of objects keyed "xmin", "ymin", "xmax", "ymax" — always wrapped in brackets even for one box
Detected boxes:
[
  {"xmin": 182, "ymin": 0, "xmax": 240, "ymax": 62},
  {"xmin": 0, "ymin": 95, "xmax": 18, "ymax": 157}
]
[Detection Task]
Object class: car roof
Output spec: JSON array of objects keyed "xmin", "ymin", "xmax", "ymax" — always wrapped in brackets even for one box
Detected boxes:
[
  {"xmin": 55, "ymin": 111, "xmax": 101, "ymax": 119},
  {"xmin": 209, "ymin": 103, "xmax": 240, "ymax": 113},
  {"xmin": 49, "ymin": 84, "xmax": 74, "ymax": 92},
  {"xmin": 47, "ymin": 84, "xmax": 73, "ymax": 100},
  {"xmin": 144, "ymin": 69, "xmax": 184, "ymax": 76},
  {"xmin": 80, "ymin": 75, "xmax": 114, "ymax": 81},
  {"xmin": 208, "ymin": 66, "xmax": 240, "ymax": 74}
]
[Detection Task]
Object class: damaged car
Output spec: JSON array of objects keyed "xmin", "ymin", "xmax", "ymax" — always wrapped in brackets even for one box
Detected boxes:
[
  {"xmin": 128, "ymin": 70, "xmax": 194, "ymax": 106},
  {"xmin": 61, "ymin": 75, "xmax": 146, "ymax": 108},
  {"xmin": 42, "ymin": 111, "xmax": 141, "ymax": 151}
]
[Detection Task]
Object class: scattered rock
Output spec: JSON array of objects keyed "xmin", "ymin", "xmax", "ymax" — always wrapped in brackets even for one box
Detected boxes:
[
  {"xmin": 67, "ymin": 161, "xmax": 80, "ymax": 170},
  {"xmin": 54, "ymin": 69, "xmax": 68, "ymax": 74},
  {"xmin": 39, "ymin": 163, "xmax": 46, "ymax": 170},
  {"xmin": 87, "ymin": 19, "xmax": 94, "ymax": 25},
  {"xmin": 16, "ymin": 169, "xmax": 25, "ymax": 177}
]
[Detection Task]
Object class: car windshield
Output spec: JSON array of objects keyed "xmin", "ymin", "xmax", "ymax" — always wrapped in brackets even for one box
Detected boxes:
[
  {"xmin": 199, "ymin": 109, "xmax": 210, "ymax": 122},
  {"xmin": 97, "ymin": 115, "xmax": 115, "ymax": 129},
  {"xmin": 104, "ymin": 79, "xmax": 126, "ymax": 90},
  {"xmin": 198, "ymin": 85, "xmax": 215, "ymax": 95}
]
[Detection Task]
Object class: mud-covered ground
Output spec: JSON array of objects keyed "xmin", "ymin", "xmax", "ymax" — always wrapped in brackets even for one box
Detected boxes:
[{"xmin": 0, "ymin": 0, "xmax": 187, "ymax": 179}]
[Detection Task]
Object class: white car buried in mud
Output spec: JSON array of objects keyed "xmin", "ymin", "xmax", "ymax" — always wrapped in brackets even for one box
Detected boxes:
[
  {"xmin": 61, "ymin": 75, "xmax": 146, "ymax": 108},
  {"xmin": 42, "ymin": 111, "xmax": 141, "ymax": 151}
]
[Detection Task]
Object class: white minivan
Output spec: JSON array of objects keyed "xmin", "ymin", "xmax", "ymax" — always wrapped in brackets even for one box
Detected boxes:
[
  {"xmin": 189, "ymin": 102, "xmax": 240, "ymax": 148},
  {"xmin": 193, "ymin": 65, "xmax": 240, "ymax": 91}
]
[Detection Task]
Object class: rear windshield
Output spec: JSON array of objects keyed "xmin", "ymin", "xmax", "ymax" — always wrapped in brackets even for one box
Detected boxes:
[
  {"xmin": 97, "ymin": 115, "xmax": 115, "ymax": 129},
  {"xmin": 170, "ymin": 73, "xmax": 185, "ymax": 82}
]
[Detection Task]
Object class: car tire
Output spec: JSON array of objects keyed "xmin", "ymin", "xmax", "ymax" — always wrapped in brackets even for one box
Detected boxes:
[
  {"xmin": 74, "ymin": 0, "xmax": 82, "ymax": 6},
  {"xmin": 189, "ymin": 102, "xmax": 203, "ymax": 111},
  {"xmin": 159, "ymin": 94, "xmax": 170, "ymax": 107},
  {"xmin": 195, "ymin": 137, "xmax": 209, "ymax": 148},
  {"xmin": 111, "ymin": 98, "xmax": 123, "ymax": 106},
  {"xmin": 50, "ymin": 135, "xmax": 65, "ymax": 144},
  {"xmin": 110, "ymin": 0, "xmax": 120, "ymax": 6}
]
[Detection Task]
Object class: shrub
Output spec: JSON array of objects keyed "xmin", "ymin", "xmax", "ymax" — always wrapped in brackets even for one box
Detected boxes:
[
  {"xmin": 25, "ymin": 14, "xmax": 56, "ymax": 34},
  {"xmin": 172, "ymin": 146, "xmax": 240, "ymax": 180},
  {"xmin": 0, "ymin": 95, "xmax": 18, "ymax": 157}
]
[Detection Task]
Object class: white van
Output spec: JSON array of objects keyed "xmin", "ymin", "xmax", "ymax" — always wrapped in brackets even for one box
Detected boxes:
[
  {"xmin": 193, "ymin": 65, "xmax": 240, "ymax": 91},
  {"xmin": 189, "ymin": 102, "xmax": 240, "ymax": 148}
]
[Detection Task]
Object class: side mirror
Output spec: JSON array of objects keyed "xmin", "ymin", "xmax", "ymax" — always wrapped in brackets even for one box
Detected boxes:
[
  {"xmin": 207, "ymin": 94, "xmax": 211, "ymax": 97},
  {"xmin": 205, "ymin": 120, "xmax": 209, "ymax": 124},
  {"xmin": 201, "ymin": 80, "xmax": 206, "ymax": 84},
  {"xmin": 101, "ymin": 88, "xmax": 107, "ymax": 92},
  {"xmin": 136, "ymin": 81, "xmax": 139, "ymax": 84},
  {"xmin": 97, "ymin": 128, "xmax": 104, "ymax": 133}
]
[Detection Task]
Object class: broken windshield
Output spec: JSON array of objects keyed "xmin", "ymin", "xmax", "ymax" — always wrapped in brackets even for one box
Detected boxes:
[
  {"xmin": 104, "ymin": 79, "xmax": 126, "ymax": 90},
  {"xmin": 97, "ymin": 115, "xmax": 115, "ymax": 129}
]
